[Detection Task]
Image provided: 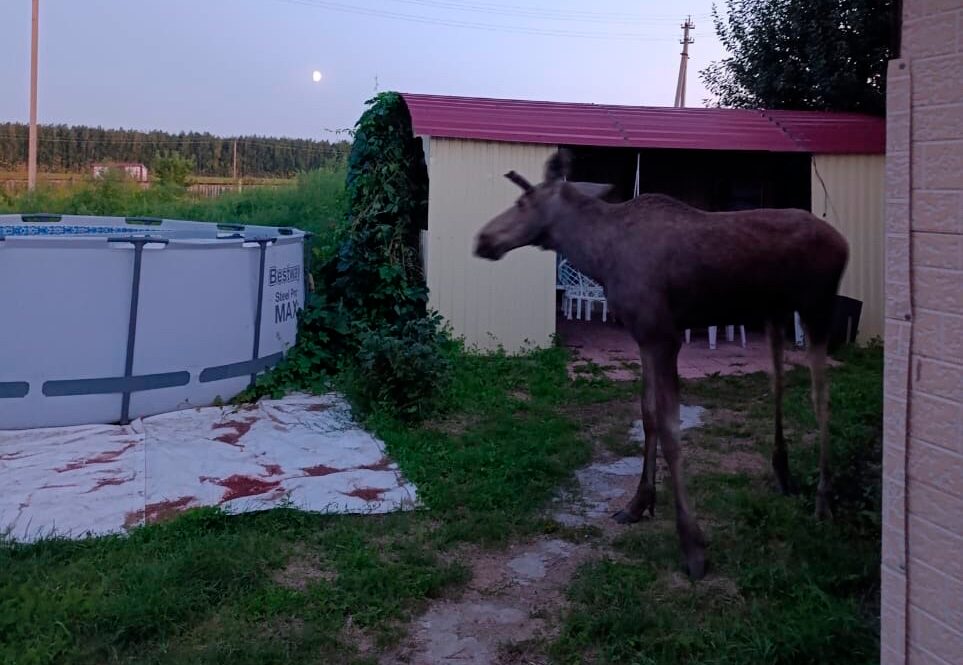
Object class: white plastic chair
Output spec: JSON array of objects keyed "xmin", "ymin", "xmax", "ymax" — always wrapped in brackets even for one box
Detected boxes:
[
  {"xmin": 557, "ymin": 259, "xmax": 581, "ymax": 320},
  {"xmin": 578, "ymin": 272, "xmax": 608, "ymax": 322},
  {"xmin": 685, "ymin": 324, "xmax": 747, "ymax": 349},
  {"xmin": 794, "ymin": 311, "xmax": 805, "ymax": 347},
  {"xmin": 684, "ymin": 314, "xmax": 804, "ymax": 348},
  {"xmin": 557, "ymin": 259, "xmax": 608, "ymax": 322}
]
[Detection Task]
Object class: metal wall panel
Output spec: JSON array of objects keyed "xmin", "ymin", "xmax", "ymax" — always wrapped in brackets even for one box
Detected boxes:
[
  {"xmin": 426, "ymin": 138, "xmax": 556, "ymax": 352},
  {"xmin": 811, "ymin": 154, "xmax": 885, "ymax": 340}
]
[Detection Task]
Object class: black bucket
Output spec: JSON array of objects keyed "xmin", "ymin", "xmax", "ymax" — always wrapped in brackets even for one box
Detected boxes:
[{"xmin": 828, "ymin": 295, "xmax": 863, "ymax": 352}]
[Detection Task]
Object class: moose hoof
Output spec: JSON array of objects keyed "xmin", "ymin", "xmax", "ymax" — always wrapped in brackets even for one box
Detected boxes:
[
  {"xmin": 774, "ymin": 475, "xmax": 798, "ymax": 496},
  {"xmin": 679, "ymin": 520, "xmax": 707, "ymax": 581},
  {"xmin": 772, "ymin": 457, "xmax": 796, "ymax": 496},
  {"xmin": 684, "ymin": 548, "xmax": 707, "ymax": 581},
  {"xmin": 612, "ymin": 509, "xmax": 643, "ymax": 525},
  {"xmin": 815, "ymin": 493, "xmax": 834, "ymax": 521}
]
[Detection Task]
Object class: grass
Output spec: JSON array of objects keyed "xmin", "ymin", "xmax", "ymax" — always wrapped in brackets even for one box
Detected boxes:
[
  {"xmin": 0, "ymin": 170, "xmax": 293, "ymax": 186},
  {"xmin": 0, "ymin": 168, "xmax": 346, "ymax": 236},
  {"xmin": 0, "ymin": 347, "xmax": 622, "ymax": 665},
  {"xmin": 550, "ymin": 344, "xmax": 883, "ymax": 665},
  {"xmin": 0, "ymin": 343, "xmax": 882, "ymax": 664}
]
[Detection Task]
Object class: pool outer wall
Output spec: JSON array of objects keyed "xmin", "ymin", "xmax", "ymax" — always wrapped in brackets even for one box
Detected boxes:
[{"xmin": 0, "ymin": 214, "xmax": 308, "ymax": 430}]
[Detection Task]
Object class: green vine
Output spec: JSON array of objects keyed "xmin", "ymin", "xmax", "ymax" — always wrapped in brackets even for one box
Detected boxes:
[{"xmin": 247, "ymin": 92, "xmax": 451, "ymax": 420}]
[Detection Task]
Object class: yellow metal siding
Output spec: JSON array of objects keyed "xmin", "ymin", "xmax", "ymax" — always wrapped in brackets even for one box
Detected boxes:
[
  {"xmin": 426, "ymin": 138, "xmax": 556, "ymax": 352},
  {"xmin": 811, "ymin": 154, "xmax": 885, "ymax": 340}
]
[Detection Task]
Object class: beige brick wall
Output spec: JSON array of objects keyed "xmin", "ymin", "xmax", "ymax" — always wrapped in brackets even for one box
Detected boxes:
[{"xmin": 883, "ymin": 2, "xmax": 963, "ymax": 664}]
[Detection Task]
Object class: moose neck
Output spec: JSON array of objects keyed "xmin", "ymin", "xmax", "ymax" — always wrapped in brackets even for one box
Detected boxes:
[{"xmin": 544, "ymin": 200, "xmax": 617, "ymax": 284}]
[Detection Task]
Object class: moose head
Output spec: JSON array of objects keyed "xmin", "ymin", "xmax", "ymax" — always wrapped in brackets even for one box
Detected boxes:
[{"xmin": 473, "ymin": 150, "xmax": 613, "ymax": 261}]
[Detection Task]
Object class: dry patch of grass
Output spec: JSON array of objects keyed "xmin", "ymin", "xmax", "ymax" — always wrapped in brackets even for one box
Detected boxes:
[{"xmin": 273, "ymin": 550, "xmax": 337, "ymax": 591}]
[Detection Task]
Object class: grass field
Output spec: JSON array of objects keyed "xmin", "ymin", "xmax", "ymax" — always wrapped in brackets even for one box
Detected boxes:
[
  {"xmin": 0, "ymin": 170, "xmax": 294, "ymax": 186},
  {"xmin": 0, "ymin": 345, "xmax": 883, "ymax": 665},
  {"xmin": 0, "ymin": 168, "xmax": 344, "ymax": 236}
]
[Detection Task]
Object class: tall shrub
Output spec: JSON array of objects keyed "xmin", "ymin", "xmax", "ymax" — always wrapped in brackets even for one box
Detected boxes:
[{"xmin": 254, "ymin": 93, "xmax": 451, "ymax": 420}]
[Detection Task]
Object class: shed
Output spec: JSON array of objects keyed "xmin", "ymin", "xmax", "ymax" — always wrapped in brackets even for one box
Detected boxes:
[
  {"xmin": 401, "ymin": 93, "xmax": 885, "ymax": 352},
  {"xmin": 91, "ymin": 162, "xmax": 150, "ymax": 183}
]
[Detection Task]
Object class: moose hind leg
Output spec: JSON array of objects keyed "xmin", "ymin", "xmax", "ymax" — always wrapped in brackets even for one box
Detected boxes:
[
  {"xmin": 766, "ymin": 321, "xmax": 793, "ymax": 494},
  {"xmin": 653, "ymin": 342, "xmax": 707, "ymax": 579},
  {"xmin": 614, "ymin": 352, "xmax": 658, "ymax": 523},
  {"xmin": 800, "ymin": 299, "xmax": 835, "ymax": 520}
]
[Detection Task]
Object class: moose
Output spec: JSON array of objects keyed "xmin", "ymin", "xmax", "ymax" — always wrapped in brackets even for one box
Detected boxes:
[{"xmin": 474, "ymin": 151, "xmax": 848, "ymax": 579}]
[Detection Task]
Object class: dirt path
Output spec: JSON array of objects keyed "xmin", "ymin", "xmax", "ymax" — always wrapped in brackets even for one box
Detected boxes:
[{"xmin": 383, "ymin": 406, "xmax": 706, "ymax": 665}]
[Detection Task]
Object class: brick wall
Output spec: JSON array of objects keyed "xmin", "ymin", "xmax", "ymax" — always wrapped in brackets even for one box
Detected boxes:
[{"xmin": 883, "ymin": 1, "xmax": 963, "ymax": 664}]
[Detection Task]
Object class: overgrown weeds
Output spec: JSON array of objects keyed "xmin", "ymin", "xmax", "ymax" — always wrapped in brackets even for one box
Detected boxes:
[{"xmin": 0, "ymin": 168, "xmax": 346, "ymax": 236}]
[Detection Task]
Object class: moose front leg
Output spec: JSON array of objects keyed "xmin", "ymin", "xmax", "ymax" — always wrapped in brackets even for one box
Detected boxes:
[
  {"xmin": 614, "ymin": 352, "xmax": 658, "ymax": 523},
  {"xmin": 653, "ymin": 341, "xmax": 707, "ymax": 579}
]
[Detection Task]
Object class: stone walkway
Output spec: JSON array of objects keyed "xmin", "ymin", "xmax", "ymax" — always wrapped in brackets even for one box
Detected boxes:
[{"xmin": 385, "ymin": 406, "xmax": 706, "ymax": 665}]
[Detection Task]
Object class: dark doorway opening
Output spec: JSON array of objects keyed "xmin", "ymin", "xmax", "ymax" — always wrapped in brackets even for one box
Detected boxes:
[{"xmin": 563, "ymin": 146, "xmax": 811, "ymax": 212}]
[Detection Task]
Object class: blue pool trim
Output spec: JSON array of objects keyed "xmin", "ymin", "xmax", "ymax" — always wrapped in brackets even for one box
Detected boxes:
[
  {"xmin": 0, "ymin": 382, "xmax": 29, "ymax": 399},
  {"xmin": 199, "ymin": 353, "xmax": 284, "ymax": 384},
  {"xmin": 42, "ymin": 372, "xmax": 191, "ymax": 397},
  {"xmin": 1, "ymin": 225, "xmax": 143, "ymax": 236},
  {"xmin": 250, "ymin": 239, "xmax": 272, "ymax": 388},
  {"xmin": 118, "ymin": 238, "xmax": 148, "ymax": 423}
]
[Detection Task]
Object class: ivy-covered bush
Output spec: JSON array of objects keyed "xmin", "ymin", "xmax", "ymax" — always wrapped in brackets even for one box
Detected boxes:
[
  {"xmin": 251, "ymin": 92, "xmax": 451, "ymax": 420},
  {"xmin": 342, "ymin": 317, "xmax": 454, "ymax": 420}
]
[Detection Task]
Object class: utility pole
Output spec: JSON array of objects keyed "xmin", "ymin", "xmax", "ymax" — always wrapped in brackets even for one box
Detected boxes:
[
  {"xmin": 233, "ymin": 138, "xmax": 239, "ymax": 191},
  {"xmin": 673, "ymin": 15, "xmax": 694, "ymax": 108},
  {"xmin": 28, "ymin": 0, "xmax": 40, "ymax": 190}
]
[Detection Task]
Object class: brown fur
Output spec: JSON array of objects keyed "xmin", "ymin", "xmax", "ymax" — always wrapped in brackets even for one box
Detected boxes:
[{"xmin": 476, "ymin": 151, "xmax": 848, "ymax": 579}]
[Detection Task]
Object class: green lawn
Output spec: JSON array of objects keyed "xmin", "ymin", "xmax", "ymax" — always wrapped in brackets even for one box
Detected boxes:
[
  {"xmin": 552, "ymin": 345, "xmax": 883, "ymax": 665},
  {"xmin": 0, "ymin": 345, "xmax": 882, "ymax": 665}
]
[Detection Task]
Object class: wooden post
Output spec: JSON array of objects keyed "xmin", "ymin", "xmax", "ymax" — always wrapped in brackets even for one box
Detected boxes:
[
  {"xmin": 28, "ymin": 0, "xmax": 40, "ymax": 190},
  {"xmin": 673, "ymin": 16, "xmax": 694, "ymax": 108}
]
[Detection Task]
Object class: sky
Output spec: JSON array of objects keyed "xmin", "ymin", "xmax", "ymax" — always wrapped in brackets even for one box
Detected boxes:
[{"xmin": 0, "ymin": 0, "xmax": 729, "ymax": 141}]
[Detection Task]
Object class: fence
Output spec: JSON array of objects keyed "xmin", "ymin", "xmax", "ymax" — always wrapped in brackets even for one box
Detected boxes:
[{"xmin": 2, "ymin": 177, "xmax": 290, "ymax": 199}]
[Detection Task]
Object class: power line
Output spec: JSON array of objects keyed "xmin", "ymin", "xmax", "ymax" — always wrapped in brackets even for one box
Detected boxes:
[
  {"xmin": 2, "ymin": 132, "xmax": 350, "ymax": 153},
  {"xmin": 381, "ymin": 0, "xmax": 711, "ymax": 25},
  {"xmin": 271, "ymin": 0, "xmax": 679, "ymax": 40}
]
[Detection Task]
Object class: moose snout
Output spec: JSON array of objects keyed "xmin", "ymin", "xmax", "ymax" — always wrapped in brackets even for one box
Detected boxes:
[{"xmin": 474, "ymin": 232, "xmax": 503, "ymax": 260}]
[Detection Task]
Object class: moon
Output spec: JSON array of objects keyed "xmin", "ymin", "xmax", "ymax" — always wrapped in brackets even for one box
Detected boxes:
[{"xmin": 312, "ymin": 70, "xmax": 322, "ymax": 83}]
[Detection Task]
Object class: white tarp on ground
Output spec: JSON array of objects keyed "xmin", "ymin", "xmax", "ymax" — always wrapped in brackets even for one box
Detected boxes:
[{"xmin": 0, "ymin": 393, "xmax": 418, "ymax": 543}]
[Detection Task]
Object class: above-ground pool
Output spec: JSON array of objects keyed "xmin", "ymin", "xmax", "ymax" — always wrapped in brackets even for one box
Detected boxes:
[{"xmin": 0, "ymin": 214, "xmax": 308, "ymax": 430}]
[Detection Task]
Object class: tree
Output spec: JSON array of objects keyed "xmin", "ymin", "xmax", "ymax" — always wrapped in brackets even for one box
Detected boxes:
[
  {"xmin": 0, "ymin": 123, "xmax": 353, "ymax": 177},
  {"xmin": 701, "ymin": 0, "xmax": 897, "ymax": 114},
  {"xmin": 152, "ymin": 151, "xmax": 195, "ymax": 188}
]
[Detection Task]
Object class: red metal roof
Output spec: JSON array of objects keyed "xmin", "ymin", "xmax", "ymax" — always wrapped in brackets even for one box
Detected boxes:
[
  {"xmin": 764, "ymin": 109, "xmax": 886, "ymax": 154},
  {"xmin": 400, "ymin": 93, "xmax": 884, "ymax": 154}
]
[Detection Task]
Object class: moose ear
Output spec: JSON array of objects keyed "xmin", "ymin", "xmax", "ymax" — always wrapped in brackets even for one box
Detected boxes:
[
  {"xmin": 563, "ymin": 181, "xmax": 614, "ymax": 200},
  {"xmin": 504, "ymin": 170, "xmax": 534, "ymax": 193},
  {"xmin": 544, "ymin": 149, "xmax": 573, "ymax": 182}
]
